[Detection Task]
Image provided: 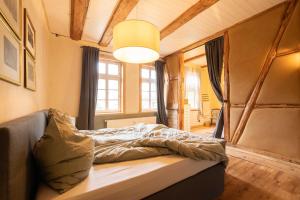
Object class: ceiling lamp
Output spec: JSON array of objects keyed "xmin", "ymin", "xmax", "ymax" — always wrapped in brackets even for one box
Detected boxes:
[{"xmin": 113, "ymin": 20, "xmax": 160, "ymax": 64}]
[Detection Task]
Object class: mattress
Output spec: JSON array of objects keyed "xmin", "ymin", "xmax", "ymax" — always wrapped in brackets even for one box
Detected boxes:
[{"xmin": 36, "ymin": 155, "xmax": 219, "ymax": 200}]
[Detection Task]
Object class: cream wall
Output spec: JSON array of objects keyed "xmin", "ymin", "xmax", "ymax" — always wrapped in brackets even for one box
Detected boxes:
[
  {"xmin": 47, "ymin": 36, "xmax": 82, "ymax": 117},
  {"xmin": 228, "ymin": 2, "xmax": 300, "ymax": 161},
  {"xmin": 0, "ymin": 0, "xmax": 149, "ymax": 124},
  {"xmin": 0, "ymin": 0, "xmax": 84, "ymax": 122},
  {"xmin": 0, "ymin": 0, "xmax": 51, "ymax": 123},
  {"xmin": 199, "ymin": 67, "xmax": 221, "ymax": 110},
  {"xmin": 123, "ymin": 63, "xmax": 140, "ymax": 113}
]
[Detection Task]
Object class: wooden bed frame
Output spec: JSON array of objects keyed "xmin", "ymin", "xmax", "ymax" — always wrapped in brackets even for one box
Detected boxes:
[{"xmin": 0, "ymin": 110, "xmax": 225, "ymax": 200}]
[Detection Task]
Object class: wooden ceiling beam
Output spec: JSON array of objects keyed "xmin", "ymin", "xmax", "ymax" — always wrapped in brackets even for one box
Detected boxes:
[
  {"xmin": 184, "ymin": 53, "xmax": 205, "ymax": 62},
  {"xmin": 70, "ymin": 0, "xmax": 90, "ymax": 40},
  {"xmin": 164, "ymin": 1, "xmax": 288, "ymax": 58},
  {"xmin": 99, "ymin": 0, "xmax": 139, "ymax": 46},
  {"xmin": 160, "ymin": 0, "xmax": 219, "ymax": 40}
]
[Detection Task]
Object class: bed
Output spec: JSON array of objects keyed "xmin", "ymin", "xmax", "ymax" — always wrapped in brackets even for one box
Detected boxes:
[{"xmin": 0, "ymin": 110, "xmax": 225, "ymax": 200}]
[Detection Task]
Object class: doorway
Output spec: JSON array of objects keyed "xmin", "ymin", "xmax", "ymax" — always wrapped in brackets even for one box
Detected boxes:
[{"xmin": 183, "ymin": 45, "xmax": 223, "ymax": 134}]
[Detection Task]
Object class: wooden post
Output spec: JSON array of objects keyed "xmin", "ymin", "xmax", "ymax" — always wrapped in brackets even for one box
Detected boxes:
[
  {"xmin": 178, "ymin": 53, "xmax": 185, "ymax": 130},
  {"xmin": 223, "ymin": 31, "xmax": 230, "ymax": 141}
]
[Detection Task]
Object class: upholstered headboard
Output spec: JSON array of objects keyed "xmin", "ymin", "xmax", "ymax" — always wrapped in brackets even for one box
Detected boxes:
[{"xmin": 0, "ymin": 111, "xmax": 48, "ymax": 200}]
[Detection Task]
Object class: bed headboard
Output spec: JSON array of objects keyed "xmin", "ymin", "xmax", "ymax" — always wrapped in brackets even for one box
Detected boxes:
[{"xmin": 0, "ymin": 110, "xmax": 48, "ymax": 200}]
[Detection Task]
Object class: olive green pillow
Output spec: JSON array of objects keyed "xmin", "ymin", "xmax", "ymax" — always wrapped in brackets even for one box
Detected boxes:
[{"xmin": 33, "ymin": 108, "xmax": 94, "ymax": 193}]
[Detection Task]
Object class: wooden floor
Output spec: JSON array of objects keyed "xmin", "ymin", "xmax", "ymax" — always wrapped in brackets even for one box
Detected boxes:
[
  {"xmin": 189, "ymin": 124, "xmax": 300, "ymax": 199},
  {"xmin": 190, "ymin": 125, "xmax": 215, "ymax": 134},
  {"xmin": 217, "ymin": 156, "xmax": 300, "ymax": 200}
]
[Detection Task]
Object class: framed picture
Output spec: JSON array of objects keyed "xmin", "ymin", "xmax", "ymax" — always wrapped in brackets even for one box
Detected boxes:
[
  {"xmin": 0, "ymin": 14, "xmax": 21, "ymax": 85},
  {"xmin": 24, "ymin": 9, "xmax": 35, "ymax": 58},
  {"xmin": 0, "ymin": 0, "xmax": 22, "ymax": 39},
  {"xmin": 24, "ymin": 50, "xmax": 36, "ymax": 91}
]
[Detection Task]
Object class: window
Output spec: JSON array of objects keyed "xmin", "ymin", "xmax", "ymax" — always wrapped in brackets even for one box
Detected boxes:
[
  {"xmin": 140, "ymin": 66, "xmax": 157, "ymax": 111},
  {"xmin": 185, "ymin": 69, "xmax": 200, "ymax": 109},
  {"xmin": 96, "ymin": 61, "xmax": 122, "ymax": 112}
]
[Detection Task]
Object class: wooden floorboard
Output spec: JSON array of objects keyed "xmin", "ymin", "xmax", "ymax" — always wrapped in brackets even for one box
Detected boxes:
[{"xmin": 217, "ymin": 156, "xmax": 300, "ymax": 200}]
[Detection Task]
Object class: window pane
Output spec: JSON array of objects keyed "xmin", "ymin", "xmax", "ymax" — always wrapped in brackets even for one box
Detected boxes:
[
  {"xmin": 142, "ymin": 100, "xmax": 149, "ymax": 110},
  {"xmin": 151, "ymin": 100, "xmax": 157, "ymax": 109},
  {"xmin": 141, "ymin": 68, "xmax": 149, "ymax": 79},
  {"xmin": 96, "ymin": 100, "xmax": 105, "ymax": 111},
  {"xmin": 108, "ymin": 90, "xmax": 118, "ymax": 99},
  {"xmin": 99, "ymin": 63, "xmax": 106, "ymax": 74},
  {"xmin": 190, "ymin": 99, "xmax": 195, "ymax": 108},
  {"xmin": 142, "ymin": 82, "xmax": 149, "ymax": 91},
  {"xmin": 188, "ymin": 91, "xmax": 194, "ymax": 101},
  {"xmin": 151, "ymin": 92, "xmax": 156, "ymax": 100},
  {"xmin": 97, "ymin": 89, "xmax": 105, "ymax": 100},
  {"xmin": 151, "ymin": 70, "xmax": 156, "ymax": 79},
  {"xmin": 108, "ymin": 100, "xmax": 119, "ymax": 110},
  {"xmin": 142, "ymin": 91, "xmax": 149, "ymax": 100},
  {"xmin": 151, "ymin": 83, "xmax": 156, "ymax": 92},
  {"xmin": 108, "ymin": 64, "xmax": 119, "ymax": 75},
  {"xmin": 108, "ymin": 80, "xmax": 118, "ymax": 90},
  {"xmin": 98, "ymin": 79, "xmax": 106, "ymax": 89}
]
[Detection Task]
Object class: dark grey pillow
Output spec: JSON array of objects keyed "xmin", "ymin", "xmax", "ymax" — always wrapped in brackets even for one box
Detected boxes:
[{"xmin": 33, "ymin": 109, "xmax": 94, "ymax": 193}]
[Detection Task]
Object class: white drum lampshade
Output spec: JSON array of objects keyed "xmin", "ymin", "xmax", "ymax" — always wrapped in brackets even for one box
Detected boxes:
[{"xmin": 113, "ymin": 20, "xmax": 160, "ymax": 64}]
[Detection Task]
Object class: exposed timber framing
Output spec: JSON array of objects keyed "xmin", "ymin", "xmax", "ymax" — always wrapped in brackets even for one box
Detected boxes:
[
  {"xmin": 99, "ymin": 0, "xmax": 139, "ymax": 46},
  {"xmin": 231, "ymin": 104, "xmax": 246, "ymax": 108},
  {"xmin": 164, "ymin": 1, "xmax": 288, "ymax": 57},
  {"xmin": 255, "ymin": 104, "xmax": 300, "ymax": 109},
  {"xmin": 231, "ymin": 104, "xmax": 300, "ymax": 109},
  {"xmin": 223, "ymin": 31, "xmax": 230, "ymax": 141},
  {"xmin": 178, "ymin": 53, "xmax": 185, "ymax": 130},
  {"xmin": 160, "ymin": 0, "xmax": 219, "ymax": 40},
  {"xmin": 231, "ymin": 0, "xmax": 298, "ymax": 144},
  {"xmin": 276, "ymin": 47, "xmax": 300, "ymax": 57},
  {"xmin": 70, "ymin": 0, "xmax": 90, "ymax": 40},
  {"xmin": 184, "ymin": 53, "xmax": 206, "ymax": 62}
]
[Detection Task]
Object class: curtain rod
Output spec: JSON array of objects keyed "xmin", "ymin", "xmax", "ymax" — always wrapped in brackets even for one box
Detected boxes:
[
  {"xmin": 80, "ymin": 46, "xmax": 112, "ymax": 54},
  {"xmin": 52, "ymin": 33, "xmax": 162, "ymax": 60}
]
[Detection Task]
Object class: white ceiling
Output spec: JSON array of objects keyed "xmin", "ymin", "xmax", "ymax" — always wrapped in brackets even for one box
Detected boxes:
[
  {"xmin": 184, "ymin": 45, "xmax": 207, "ymax": 66},
  {"xmin": 43, "ymin": 0, "xmax": 70, "ymax": 36},
  {"xmin": 186, "ymin": 55, "xmax": 207, "ymax": 66},
  {"xmin": 127, "ymin": 0, "xmax": 198, "ymax": 30},
  {"xmin": 82, "ymin": 0, "xmax": 119, "ymax": 42},
  {"xmin": 42, "ymin": 0, "xmax": 286, "ymax": 56},
  {"xmin": 184, "ymin": 46, "xmax": 205, "ymax": 60},
  {"xmin": 160, "ymin": 0, "xmax": 285, "ymax": 56}
]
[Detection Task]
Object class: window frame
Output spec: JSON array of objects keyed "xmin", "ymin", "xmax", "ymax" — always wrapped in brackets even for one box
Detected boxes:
[
  {"xmin": 185, "ymin": 68, "xmax": 200, "ymax": 111},
  {"xmin": 139, "ymin": 65, "xmax": 157, "ymax": 112},
  {"xmin": 187, "ymin": 89, "xmax": 199, "ymax": 110},
  {"xmin": 96, "ymin": 59, "xmax": 123, "ymax": 114}
]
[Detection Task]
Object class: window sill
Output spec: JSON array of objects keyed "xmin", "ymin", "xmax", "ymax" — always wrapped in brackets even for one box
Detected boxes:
[
  {"xmin": 140, "ymin": 111, "xmax": 157, "ymax": 114},
  {"xmin": 190, "ymin": 109, "xmax": 201, "ymax": 111},
  {"xmin": 95, "ymin": 111, "xmax": 157, "ymax": 116},
  {"xmin": 95, "ymin": 112, "xmax": 124, "ymax": 116}
]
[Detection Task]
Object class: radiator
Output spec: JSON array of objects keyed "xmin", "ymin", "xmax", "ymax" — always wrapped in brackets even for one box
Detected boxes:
[{"xmin": 105, "ymin": 116, "xmax": 156, "ymax": 128}]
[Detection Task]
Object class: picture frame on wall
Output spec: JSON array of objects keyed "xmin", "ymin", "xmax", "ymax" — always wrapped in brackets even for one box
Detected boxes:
[
  {"xmin": 0, "ymin": 0, "xmax": 22, "ymax": 39},
  {"xmin": 24, "ymin": 50, "xmax": 36, "ymax": 91},
  {"xmin": 0, "ymin": 14, "xmax": 22, "ymax": 85},
  {"xmin": 24, "ymin": 9, "xmax": 36, "ymax": 58}
]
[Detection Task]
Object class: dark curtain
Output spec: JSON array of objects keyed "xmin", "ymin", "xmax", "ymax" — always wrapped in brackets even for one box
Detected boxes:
[
  {"xmin": 205, "ymin": 36, "xmax": 224, "ymax": 138},
  {"xmin": 155, "ymin": 60, "xmax": 168, "ymax": 126},
  {"xmin": 76, "ymin": 46, "xmax": 99, "ymax": 130}
]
